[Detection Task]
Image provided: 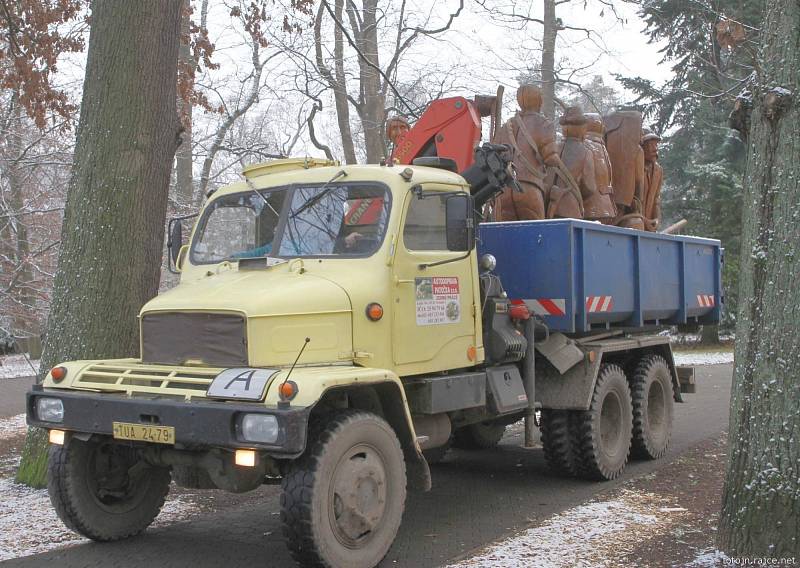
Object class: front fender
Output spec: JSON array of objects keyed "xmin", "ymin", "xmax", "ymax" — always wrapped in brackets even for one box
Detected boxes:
[{"xmin": 266, "ymin": 365, "xmax": 432, "ymax": 491}]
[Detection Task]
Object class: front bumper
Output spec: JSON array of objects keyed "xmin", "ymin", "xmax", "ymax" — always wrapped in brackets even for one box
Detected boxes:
[{"xmin": 26, "ymin": 385, "xmax": 311, "ymax": 456}]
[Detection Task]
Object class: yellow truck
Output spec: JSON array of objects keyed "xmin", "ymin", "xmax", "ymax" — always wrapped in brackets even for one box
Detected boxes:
[{"xmin": 27, "ymin": 153, "xmax": 719, "ymax": 568}]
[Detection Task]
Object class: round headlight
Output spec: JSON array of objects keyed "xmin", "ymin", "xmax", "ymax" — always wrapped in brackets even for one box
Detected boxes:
[
  {"xmin": 36, "ymin": 397, "xmax": 64, "ymax": 423},
  {"xmin": 240, "ymin": 414, "xmax": 279, "ymax": 444}
]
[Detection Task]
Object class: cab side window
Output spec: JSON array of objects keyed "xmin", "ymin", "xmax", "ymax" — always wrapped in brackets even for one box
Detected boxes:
[{"xmin": 403, "ymin": 195, "xmax": 448, "ymax": 251}]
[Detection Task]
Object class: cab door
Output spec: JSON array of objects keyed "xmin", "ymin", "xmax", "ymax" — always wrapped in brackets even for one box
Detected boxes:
[{"xmin": 391, "ymin": 190, "xmax": 478, "ymax": 374}]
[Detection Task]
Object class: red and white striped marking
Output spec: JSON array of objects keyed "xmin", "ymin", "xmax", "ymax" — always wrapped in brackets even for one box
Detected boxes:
[
  {"xmin": 529, "ymin": 299, "xmax": 566, "ymax": 317},
  {"xmin": 586, "ymin": 295, "xmax": 614, "ymax": 313},
  {"xmin": 697, "ymin": 294, "xmax": 715, "ymax": 307}
]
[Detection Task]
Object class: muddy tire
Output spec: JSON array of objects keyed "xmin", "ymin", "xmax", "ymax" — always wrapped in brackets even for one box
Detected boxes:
[
  {"xmin": 540, "ymin": 409, "xmax": 578, "ymax": 476},
  {"xmin": 452, "ymin": 421, "xmax": 506, "ymax": 450},
  {"xmin": 281, "ymin": 410, "xmax": 406, "ymax": 568},
  {"xmin": 47, "ymin": 438, "xmax": 171, "ymax": 541},
  {"xmin": 630, "ymin": 354, "xmax": 674, "ymax": 460},
  {"xmin": 572, "ymin": 364, "xmax": 633, "ymax": 481}
]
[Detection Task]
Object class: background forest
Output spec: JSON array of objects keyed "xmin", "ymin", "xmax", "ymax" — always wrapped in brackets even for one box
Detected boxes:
[{"xmin": 0, "ymin": 0, "xmax": 758, "ymax": 350}]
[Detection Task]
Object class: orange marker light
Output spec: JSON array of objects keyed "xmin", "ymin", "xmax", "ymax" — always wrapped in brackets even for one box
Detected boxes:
[
  {"xmin": 467, "ymin": 346, "xmax": 477, "ymax": 361},
  {"xmin": 50, "ymin": 366, "xmax": 67, "ymax": 382},
  {"xmin": 279, "ymin": 380, "xmax": 298, "ymax": 400},
  {"xmin": 366, "ymin": 302, "xmax": 384, "ymax": 321}
]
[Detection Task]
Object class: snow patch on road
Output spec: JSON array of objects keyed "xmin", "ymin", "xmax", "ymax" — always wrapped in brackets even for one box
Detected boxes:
[
  {"xmin": 673, "ymin": 351, "xmax": 734, "ymax": 366},
  {"xmin": 448, "ymin": 490, "xmax": 684, "ymax": 568},
  {"xmin": 0, "ymin": 414, "xmax": 27, "ymax": 441},
  {"xmin": 0, "ymin": 477, "xmax": 203, "ymax": 561},
  {"xmin": 0, "ymin": 355, "xmax": 39, "ymax": 379}
]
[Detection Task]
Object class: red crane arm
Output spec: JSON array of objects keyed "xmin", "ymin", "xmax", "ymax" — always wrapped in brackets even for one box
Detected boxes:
[{"xmin": 390, "ymin": 96, "xmax": 483, "ymax": 171}]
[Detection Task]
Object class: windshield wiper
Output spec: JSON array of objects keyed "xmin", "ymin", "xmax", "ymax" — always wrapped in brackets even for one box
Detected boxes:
[
  {"xmin": 245, "ymin": 177, "xmax": 280, "ymax": 218},
  {"xmin": 290, "ymin": 169, "xmax": 348, "ymax": 219}
]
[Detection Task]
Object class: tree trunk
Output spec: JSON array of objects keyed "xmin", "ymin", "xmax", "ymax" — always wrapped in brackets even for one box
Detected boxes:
[
  {"xmin": 175, "ymin": 0, "xmax": 194, "ymax": 205},
  {"xmin": 718, "ymin": 0, "xmax": 799, "ymax": 557},
  {"xmin": 16, "ymin": 0, "xmax": 182, "ymax": 487},
  {"xmin": 360, "ymin": 0, "xmax": 386, "ymax": 163},
  {"xmin": 315, "ymin": 0, "xmax": 357, "ymax": 164},
  {"xmin": 541, "ymin": 0, "xmax": 557, "ymax": 120},
  {"xmin": 6, "ymin": 98, "xmax": 35, "ymax": 336},
  {"xmin": 700, "ymin": 325, "xmax": 720, "ymax": 345}
]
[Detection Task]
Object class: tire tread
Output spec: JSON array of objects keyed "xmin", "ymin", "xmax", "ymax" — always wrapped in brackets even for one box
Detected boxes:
[{"xmin": 280, "ymin": 409, "xmax": 405, "ymax": 568}]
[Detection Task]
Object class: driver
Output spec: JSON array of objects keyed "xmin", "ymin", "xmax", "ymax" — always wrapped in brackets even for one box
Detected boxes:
[{"xmin": 232, "ymin": 227, "xmax": 275, "ymax": 259}]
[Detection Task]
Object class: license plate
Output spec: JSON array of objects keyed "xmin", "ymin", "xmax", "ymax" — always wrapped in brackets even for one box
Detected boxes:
[{"xmin": 112, "ymin": 422, "xmax": 175, "ymax": 445}]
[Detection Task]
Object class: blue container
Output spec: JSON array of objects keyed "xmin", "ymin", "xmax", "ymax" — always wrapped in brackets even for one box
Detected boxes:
[{"xmin": 478, "ymin": 220, "xmax": 722, "ymax": 333}]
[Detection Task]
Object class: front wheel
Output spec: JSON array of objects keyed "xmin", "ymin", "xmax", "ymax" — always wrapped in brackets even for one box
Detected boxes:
[
  {"xmin": 47, "ymin": 438, "xmax": 171, "ymax": 541},
  {"xmin": 281, "ymin": 410, "xmax": 406, "ymax": 568}
]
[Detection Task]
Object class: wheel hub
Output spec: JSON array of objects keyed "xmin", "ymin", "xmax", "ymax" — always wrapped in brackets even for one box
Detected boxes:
[
  {"xmin": 331, "ymin": 445, "xmax": 388, "ymax": 545},
  {"xmin": 600, "ymin": 391, "xmax": 623, "ymax": 457}
]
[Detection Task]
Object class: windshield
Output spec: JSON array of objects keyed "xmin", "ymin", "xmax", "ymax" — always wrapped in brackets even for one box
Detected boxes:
[{"xmin": 190, "ymin": 183, "xmax": 391, "ymax": 264}]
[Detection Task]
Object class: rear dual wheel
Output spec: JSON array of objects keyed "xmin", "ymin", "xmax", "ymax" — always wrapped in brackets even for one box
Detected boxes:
[
  {"xmin": 572, "ymin": 364, "xmax": 633, "ymax": 481},
  {"xmin": 541, "ymin": 366, "xmax": 632, "ymax": 481},
  {"xmin": 630, "ymin": 355, "xmax": 674, "ymax": 460}
]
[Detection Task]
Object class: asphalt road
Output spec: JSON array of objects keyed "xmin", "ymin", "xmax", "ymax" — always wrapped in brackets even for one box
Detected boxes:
[
  {"xmin": 0, "ymin": 376, "xmax": 33, "ymax": 418},
  {"xmin": 3, "ymin": 364, "xmax": 733, "ymax": 568}
]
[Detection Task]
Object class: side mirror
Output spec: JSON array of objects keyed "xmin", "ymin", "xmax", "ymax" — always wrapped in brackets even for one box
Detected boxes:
[
  {"xmin": 167, "ymin": 218, "xmax": 184, "ymax": 272},
  {"xmin": 445, "ymin": 194, "xmax": 475, "ymax": 252}
]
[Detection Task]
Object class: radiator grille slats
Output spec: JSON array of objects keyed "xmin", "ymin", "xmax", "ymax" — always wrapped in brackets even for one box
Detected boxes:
[{"xmin": 76, "ymin": 363, "xmax": 222, "ymax": 399}]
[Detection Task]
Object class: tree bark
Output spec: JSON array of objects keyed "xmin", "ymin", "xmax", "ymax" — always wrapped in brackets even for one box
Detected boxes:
[
  {"xmin": 6, "ymin": 97, "xmax": 36, "ymax": 336},
  {"xmin": 16, "ymin": 0, "xmax": 182, "ymax": 487},
  {"xmin": 700, "ymin": 325, "xmax": 720, "ymax": 345},
  {"xmin": 359, "ymin": 0, "xmax": 386, "ymax": 163},
  {"xmin": 541, "ymin": 0, "xmax": 557, "ymax": 120},
  {"xmin": 718, "ymin": 0, "xmax": 799, "ymax": 557},
  {"xmin": 315, "ymin": 0, "xmax": 357, "ymax": 164},
  {"xmin": 175, "ymin": 0, "xmax": 194, "ymax": 205}
]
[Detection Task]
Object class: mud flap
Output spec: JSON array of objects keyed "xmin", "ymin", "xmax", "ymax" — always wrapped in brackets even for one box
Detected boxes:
[
  {"xmin": 535, "ymin": 332, "xmax": 584, "ymax": 374},
  {"xmin": 677, "ymin": 366, "xmax": 696, "ymax": 394}
]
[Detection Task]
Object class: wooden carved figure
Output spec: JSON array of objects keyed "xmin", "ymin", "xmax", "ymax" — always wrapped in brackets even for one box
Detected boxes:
[
  {"xmin": 547, "ymin": 106, "xmax": 591, "ymax": 219},
  {"xmin": 582, "ymin": 113, "xmax": 617, "ymax": 223},
  {"xmin": 494, "ymin": 85, "xmax": 560, "ymax": 221},
  {"xmin": 640, "ymin": 130, "xmax": 663, "ymax": 232}
]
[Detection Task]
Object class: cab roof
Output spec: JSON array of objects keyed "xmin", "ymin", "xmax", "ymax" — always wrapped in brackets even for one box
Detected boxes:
[{"xmin": 211, "ymin": 158, "xmax": 469, "ymax": 200}]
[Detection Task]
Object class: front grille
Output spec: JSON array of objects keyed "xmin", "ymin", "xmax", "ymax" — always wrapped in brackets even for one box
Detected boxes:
[
  {"xmin": 141, "ymin": 312, "xmax": 247, "ymax": 367},
  {"xmin": 76, "ymin": 362, "xmax": 221, "ymax": 400}
]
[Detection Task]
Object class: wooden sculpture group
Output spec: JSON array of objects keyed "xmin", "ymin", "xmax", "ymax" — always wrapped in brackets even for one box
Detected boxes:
[{"xmin": 494, "ymin": 84, "xmax": 662, "ymax": 231}]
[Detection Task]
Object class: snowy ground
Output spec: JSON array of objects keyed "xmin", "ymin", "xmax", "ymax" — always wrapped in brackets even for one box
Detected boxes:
[
  {"xmin": 0, "ymin": 475, "xmax": 203, "ymax": 561},
  {"xmin": 0, "ymin": 412, "xmax": 203, "ymax": 561},
  {"xmin": 0, "ymin": 354, "xmax": 39, "ymax": 379},
  {"xmin": 673, "ymin": 351, "xmax": 734, "ymax": 366},
  {"xmin": 0, "ymin": 413, "xmax": 27, "ymax": 441},
  {"xmin": 447, "ymin": 490, "xmax": 719, "ymax": 568}
]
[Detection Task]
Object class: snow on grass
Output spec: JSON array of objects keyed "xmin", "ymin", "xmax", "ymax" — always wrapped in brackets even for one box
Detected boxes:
[
  {"xmin": 688, "ymin": 548, "xmax": 731, "ymax": 567},
  {"xmin": 448, "ymin": 490, "xmax": 685, "ymax": 568},
  {"xmin": 673, "ymin": 352, "xmax": 734, "ymax": 366},
  {"xmin": 0, "ymin": 477, "xmax": 203, "ymax": 561},
  {"xmin": 0, "ymin": 355, "xmax": 39, "ymax": 379},
  {"xmin": 0, "ymin": 414, "xmax": 27, "ymax": 441}
]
